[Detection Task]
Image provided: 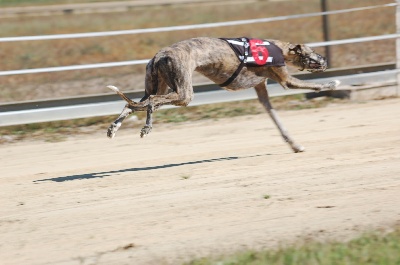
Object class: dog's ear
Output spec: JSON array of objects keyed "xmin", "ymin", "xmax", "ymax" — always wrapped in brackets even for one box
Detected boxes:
[{"xmin": 288, "ymin": 44, "xmax": 302, "ymax": 55}]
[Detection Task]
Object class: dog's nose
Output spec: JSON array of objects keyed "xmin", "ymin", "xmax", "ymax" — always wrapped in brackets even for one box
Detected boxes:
[
  {"xmin": 317, "ymin": 54, "xmax": 326, "ymax": 64},
  {"xmin": 321, "ymin": 58, "xmax": 328, "ymax": 69},
  {"xmin": 317, "ymin": 55, "xmax": 327, "ymax": 70}
]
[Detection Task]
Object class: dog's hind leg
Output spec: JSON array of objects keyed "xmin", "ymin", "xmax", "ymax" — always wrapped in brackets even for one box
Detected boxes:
[
  {"xmin": 140, "ymin": 55, "xmax": 194, "ymax": 137},
  {"xmin": 254, "ymin": 82, "xmax": 305, "ymax": 153},
  {"xmin": 106, "ymin": 85, "xmax": 149, "ymax": 139},
  {"xmin": 139, "ymin": 62, "xmax": 161, "ymax": 138},
  {"xmin": 139, "ymin": 90, "xmax": 192, "ymax": 137},
  {"xmin": 107, "ymin": 104, "xmax": 132, "ymax": 138},
  {"xmin": 140, "ymin": 103, "xmax": 154, "ymax": 137}
]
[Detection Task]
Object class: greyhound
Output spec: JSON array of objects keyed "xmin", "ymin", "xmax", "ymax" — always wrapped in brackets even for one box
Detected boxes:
[{"xmin": 106, "ymin": 37, "xmax": 340, "ymax": 153}]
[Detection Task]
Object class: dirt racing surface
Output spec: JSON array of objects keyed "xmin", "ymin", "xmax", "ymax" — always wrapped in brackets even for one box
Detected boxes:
[{"xmin": 1, "ymin": 98, "xmax": 400, "ymax": 265}]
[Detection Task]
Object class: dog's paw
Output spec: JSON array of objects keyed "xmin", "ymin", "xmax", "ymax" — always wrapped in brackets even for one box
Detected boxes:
[
  {"xmin": 107, "ymin": 129, "xmax": 115, "ymax": 139},
  {"xmin": 107, "ymin": 122, "xmax": 121, "ymax": 139},
  {"xmin": 140, "ymin": 125, "xmax": 152, "ymax": 138},
  {"xmin": 292, "ymin": 144, "xmax": 305, "ymax": 153},
  {"xmin": 325, "ymin": 80, "xmax": 340, "ymax": 90}
]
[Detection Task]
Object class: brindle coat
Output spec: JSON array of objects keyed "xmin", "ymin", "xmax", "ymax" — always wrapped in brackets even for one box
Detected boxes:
[{"xmin": 107, "ymin": 37, "xmax": 340, "ymax": 153}]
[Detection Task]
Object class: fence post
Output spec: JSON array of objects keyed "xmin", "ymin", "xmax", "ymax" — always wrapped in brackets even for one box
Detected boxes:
[
  {"xmin": 397, "ymin": 0, "xmax": 400, "ymax": 96},
  {"xmin": 321, "ymin": 0, "xmax": 331, "ymax": 67}
]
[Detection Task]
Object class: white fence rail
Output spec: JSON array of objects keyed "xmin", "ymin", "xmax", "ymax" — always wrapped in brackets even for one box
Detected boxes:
[
  {"xmin": 0, "ymin": 3, "xmax": 395, "ymax": 77},
  {"xmin": 0, "ymin": 2, "xmax": 398, "ymax": 126},
  {"xmin": 0, "ymin": 34, "xmax": 397, "ymax": 76},
  {"xmin": 0, "ymin": 69, "xmax": 397, "ymax": 127},
  {"xmin": 0, "ymin": 3, "xmax": 395, "ymax": 42}
]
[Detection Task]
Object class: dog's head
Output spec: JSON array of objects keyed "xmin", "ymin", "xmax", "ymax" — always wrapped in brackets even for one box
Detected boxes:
[{"xmin": 286, "ymin": 44, "xmax": 327, "ymax": 72}]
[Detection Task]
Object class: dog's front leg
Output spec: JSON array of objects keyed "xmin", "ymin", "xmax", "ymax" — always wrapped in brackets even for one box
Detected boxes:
[
  {"xmin": 107, "ymin": 105, "xmax": 132, "ymax": 139},
  {"xmin": 254, "ymin": 82, "xmax": 305, "ymax": 153},
  {"xmin": 284, "ymin": 76, "xmax": 340, "ymax": 92},
  {"xmin": 270, "ymin": 67, "xmax": 340, "ymax": 92}
]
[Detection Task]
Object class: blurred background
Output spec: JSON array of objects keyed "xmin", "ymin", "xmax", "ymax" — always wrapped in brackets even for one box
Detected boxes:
[{"xmin": 0, "ymin": 0, "xmax": 395, "ymax": 102}]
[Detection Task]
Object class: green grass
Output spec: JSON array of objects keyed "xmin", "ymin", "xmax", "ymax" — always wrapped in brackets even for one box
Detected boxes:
[
  {"xmin": 263, "ymin": 194, "xmax": 271, "ymax": 200},
  {"xmin": 186, "ymin": 227, "xmax": 400, "ymax": 265},
  {"xmin": 181, "ymin": 174, "xmax": 191, "ymax": 180},
  {"xmin": 0, "ymin": 116, "xmax": 104, "ymax": 143},
  {"xmin": 0, "ymin": 95, "xmax": 344, "ymax": 144}
]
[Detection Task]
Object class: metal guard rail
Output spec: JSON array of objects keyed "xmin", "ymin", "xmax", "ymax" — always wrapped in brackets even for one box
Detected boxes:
[{"xmin": 0, "ymin": 64, "xmax": 396, "ymax": 127}]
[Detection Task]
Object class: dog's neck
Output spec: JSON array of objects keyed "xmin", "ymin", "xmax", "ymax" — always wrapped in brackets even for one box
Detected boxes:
[{"xmin": 269, "ymin": 39, "xmax": 300, "ymax": 68}]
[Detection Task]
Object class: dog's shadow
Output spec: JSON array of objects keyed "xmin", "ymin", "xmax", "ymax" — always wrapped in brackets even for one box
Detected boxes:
[{"xmin": 34, "ymin": 153, "xmax": 271, "ymax": 183}]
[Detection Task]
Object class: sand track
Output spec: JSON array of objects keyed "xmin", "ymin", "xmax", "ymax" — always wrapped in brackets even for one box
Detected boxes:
[{"xmin": 1, "ymin": 98, "xmax": 400, "ymax": 265}]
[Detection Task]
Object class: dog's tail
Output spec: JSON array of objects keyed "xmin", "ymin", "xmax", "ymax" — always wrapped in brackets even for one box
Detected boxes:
[{"xmin": 107, "ymin": 85, "xmax": 136, "ymax": 106}]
